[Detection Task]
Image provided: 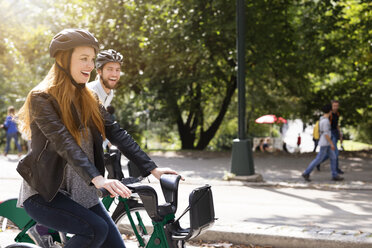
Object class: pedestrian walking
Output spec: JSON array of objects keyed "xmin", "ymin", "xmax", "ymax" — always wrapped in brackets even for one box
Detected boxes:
[
  {"xmin": 312, "ymin": 120, "xmax": 320, "ymax": 152},
  {"xmin": 302, "ymin": 104, "xmax": 344, "ymax": 182},
  {"xmin": 315, "ymin": 100, "xmax": 344, "ymax": 174},
  {"xmin": 1, "ymin": 106, "xmax": 22, "ymax": 157}
]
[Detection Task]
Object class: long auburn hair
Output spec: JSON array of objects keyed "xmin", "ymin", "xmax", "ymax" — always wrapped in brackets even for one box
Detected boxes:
[{"xmin": 18, "ymin": 48, "xmax": 106, "ymax": 145}]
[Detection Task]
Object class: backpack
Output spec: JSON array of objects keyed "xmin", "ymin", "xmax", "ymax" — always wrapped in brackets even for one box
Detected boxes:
[{"xmin": 313, "ymin": 121, "xmax": 320, "ymax": 140}]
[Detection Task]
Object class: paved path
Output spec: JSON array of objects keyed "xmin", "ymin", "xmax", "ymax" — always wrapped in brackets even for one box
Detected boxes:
[
  {"xmin": 0, "ymin": 151, "xmax": 371, "ymax": 247},
  {"xmin": 147, "ymin": 150, "xmax": 372, "ymax": 185}
]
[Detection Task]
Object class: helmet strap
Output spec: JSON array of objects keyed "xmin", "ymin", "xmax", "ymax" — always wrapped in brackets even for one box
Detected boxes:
[{"xmin": 55, "ymin": 62, "xmax": 86, "ymax": 90}]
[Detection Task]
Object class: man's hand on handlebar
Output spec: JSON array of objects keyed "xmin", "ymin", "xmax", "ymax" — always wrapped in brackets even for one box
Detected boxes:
[
  {"xmin": 92, "ymin": 175, "xmax": 132, "ymax": 198},
  {"xmin": 151, "ymin": 167, "xmax": 185, "ymax": 181}
]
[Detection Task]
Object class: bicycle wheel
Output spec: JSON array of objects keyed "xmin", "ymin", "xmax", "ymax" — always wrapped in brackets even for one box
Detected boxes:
[
  {"xmin": 112, "ymin": 201, "xmax": 153, "ymax": 236},
  {"xmin": 4, "ymin": 243, "xmax": 40, "ymax": 248}
]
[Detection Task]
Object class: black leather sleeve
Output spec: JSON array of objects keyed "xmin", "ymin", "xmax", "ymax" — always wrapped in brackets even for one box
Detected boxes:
[
  {"xmin": 30, "ymin": 93, "xmax": 101, "ymax": 184},
  {"xmin": 101, "ymin": 105, "xmax": 157, "ymax": 177}
]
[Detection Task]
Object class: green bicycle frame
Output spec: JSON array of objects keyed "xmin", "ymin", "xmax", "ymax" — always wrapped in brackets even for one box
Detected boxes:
[
  {"xmin": 147, "ymin": 214, "xmax": 175, "ymax": 248},
  {"xmin": 103, "ymin": 196, "xmax": 149, "ymax": 247},
  {"xmin": 113, "ymin": 196, "xmax": 175, "ymax": 248},
  {"xmin": 1, "ymin": 196, "xmax": 176, "ymax": 248}
]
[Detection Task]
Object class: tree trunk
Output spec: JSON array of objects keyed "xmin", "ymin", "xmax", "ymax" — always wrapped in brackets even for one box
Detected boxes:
[
  {"xmin": 173, "ymin": 76, "xmax": 236, "ymax": 150},
  {"xmin": 196, "ymin": 75, "xmax": 237, "ymax": 150},
  {"xmin": 177, "ymin": 115, "xmax": 196, "ymax": 149}
]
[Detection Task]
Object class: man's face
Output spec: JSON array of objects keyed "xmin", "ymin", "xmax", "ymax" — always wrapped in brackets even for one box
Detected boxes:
[
  {"xmin": 332, "ymin": 102, "xmax": 339, "ymax": 112},
  {"xmin": 98, "ymin": 62, "xmax": 121, "ymax": 90}
]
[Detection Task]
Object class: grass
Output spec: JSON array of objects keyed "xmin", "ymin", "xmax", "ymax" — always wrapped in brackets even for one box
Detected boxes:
[{"xmin": 341, "ymin": 140, "xmax": 372, "ymax": 151}]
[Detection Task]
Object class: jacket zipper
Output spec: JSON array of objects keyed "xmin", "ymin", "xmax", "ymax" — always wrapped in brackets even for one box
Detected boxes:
[
  {"xmin": 49, "ymin": 162, "xmax": 67, "ymax": 202},
  {"xmin": 37, "ymin": 140, "xmax": 49, "ymax": 161}
]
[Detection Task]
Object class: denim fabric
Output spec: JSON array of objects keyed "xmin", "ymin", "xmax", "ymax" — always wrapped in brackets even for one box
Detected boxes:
[
  {"xmin": 317, "ymin": 129, "xmax": 340, "ymax": 169},
  {"xmin": 331, "ymin": 130, "xmax": 339, "ymax": 168},
  {"xmin": 23, "ymin": 193, "xmax": 125, "ymax": 248},
  {"xmin": 5, "ymin": 132, "xmax": 22, "ymax": 153},
  {"xmin": 304, "ymin": 146, "xmax": 338, "ymax": 178}
]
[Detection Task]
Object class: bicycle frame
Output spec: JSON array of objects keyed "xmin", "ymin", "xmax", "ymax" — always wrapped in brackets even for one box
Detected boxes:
[
  {"xmin": 0, "ymin": 175, "xmax": 215, "ymax": 248},
  {"xmin": 103, "ymin": 195, "xmax": 148, "ymax": 247},
  {"xmin": 110, "ymin": 195, "xmax": 175, "ymax": 248},
  {"xmin": 0, "ymin": 195, "xmax": 171, "ymax": 248}
]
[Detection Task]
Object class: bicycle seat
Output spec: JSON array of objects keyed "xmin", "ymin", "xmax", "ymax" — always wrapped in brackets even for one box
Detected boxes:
[
  {"xmin": 160, "ymin": 174, "xmax": 181, "ymax": 210},
  {"xmin": 126, "ymin": 174, "xmax": 181, "ymax": 222}
]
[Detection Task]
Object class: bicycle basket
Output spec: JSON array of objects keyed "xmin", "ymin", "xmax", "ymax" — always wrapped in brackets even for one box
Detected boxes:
[
  {"xmin": 169, "ymin": 184, "xmax": 215, "ymax": 241},
  {"xmin": 189, "ymin": 185, "xmax": 215, "ymax": 238}
]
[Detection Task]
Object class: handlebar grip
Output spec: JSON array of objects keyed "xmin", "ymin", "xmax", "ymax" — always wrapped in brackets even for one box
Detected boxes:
[
  {"xmin": 97, "ymin": 177, "xmax": 141, "ymax": 198},
  {"xmin": 97, "ymin": 188, "xmax": 111, "ymax": 198}
]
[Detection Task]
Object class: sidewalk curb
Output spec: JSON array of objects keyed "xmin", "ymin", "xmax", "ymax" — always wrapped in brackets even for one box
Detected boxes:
[
  {"xmin": 177, "ymin": 178, "xmax": 372, "ymax": 191},
  {"xmin": 194, "ymin": 226, "xmax": 372, "ymax": 248}
]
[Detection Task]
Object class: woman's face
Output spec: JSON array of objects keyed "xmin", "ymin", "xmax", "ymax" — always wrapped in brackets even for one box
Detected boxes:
[{"xmin": 70, "ymin": 46, "xmax": 95, "ymax": 84}]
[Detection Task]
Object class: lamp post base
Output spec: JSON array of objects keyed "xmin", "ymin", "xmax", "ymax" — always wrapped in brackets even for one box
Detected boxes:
[{"xmin": 231, "ymin": 138, "xmax": 255, "ymax": 176}]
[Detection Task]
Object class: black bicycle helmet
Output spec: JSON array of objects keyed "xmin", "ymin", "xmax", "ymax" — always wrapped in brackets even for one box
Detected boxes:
[
  {"xmin": 96, "ymin": 49, "xmax": 123, "ymax": 69},
  {"xmin": 49, "ymin": 28, "xmax": 99, "ymax": 58},
  {"xmin": 49, "ymin": 29, "xmax": 99, "ymax": 89}
]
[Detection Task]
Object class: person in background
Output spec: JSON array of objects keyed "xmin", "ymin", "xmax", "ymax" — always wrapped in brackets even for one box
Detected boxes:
[
  {"xmin": 329, "ymin": 100, "xmax": 343, "ymax": 173},
  {"xmin": 297, "ymin": 133, "xmax": 301, "ymax": 148},
  {"xmin": 87, "ymin": 49, "xmax": 122, "ymax": 108},
  {"xmin": 1, "ymin": 106, "xmax": 22, "ymax": 157},
  {"xmin": 312, "ymin": 120, "xmax": 320, "ymax": 153},
  {"xmin": 255, "ymin": 138, "xmax": 270, "ymax": 152},
  {"xmin": 316, "ymin": 100, "xmax": 344, "ymax": 174},
  {"xmin": 302, "ymin": 104, "xmax": 344, "ymax": 182},
  {"xmin": 87, "ymin": 49, "xmax": 122, "ymax": 152}
]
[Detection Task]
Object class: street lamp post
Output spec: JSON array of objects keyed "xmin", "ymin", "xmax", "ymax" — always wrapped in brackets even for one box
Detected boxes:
[{"xmin": 230, "ymin": 0, "xmax": 255, "ymax": 176}]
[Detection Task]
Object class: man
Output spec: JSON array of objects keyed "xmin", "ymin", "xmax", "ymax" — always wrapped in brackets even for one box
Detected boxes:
[
  {"xmin": 330, "ymin": 100, "xmax": 343, "ymax": 173},
  {"xmin": 88, "ymin": 49, "xmax": 123, "ymax": 151},
  {"xmin": 302, "ymin": 104, "xmax": 344, "ymax": 182},
  {"xmin": 316, "ymin": 100, "xmax": 344, "ymax": 174},
  {"xmin": 87, "ymin": 49, "xmax": 123, "ymax": 107}
]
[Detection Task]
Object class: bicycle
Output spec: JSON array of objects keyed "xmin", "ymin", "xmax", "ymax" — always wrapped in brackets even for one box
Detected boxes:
[{"xmin": 0, "ymin": 162, "xmax": 215, "ymax": 248}]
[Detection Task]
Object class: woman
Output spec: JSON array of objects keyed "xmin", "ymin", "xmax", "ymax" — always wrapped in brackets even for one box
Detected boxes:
[
  {"xmin": 16, "ymin": 29, "xmax": 180, "ymax": 248},
  {"xmin": 2, "ymin": 106, "xmax": 22, "ymax": 157}
]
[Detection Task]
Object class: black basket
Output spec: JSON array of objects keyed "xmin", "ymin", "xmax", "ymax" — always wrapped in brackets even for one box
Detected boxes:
[{"xmin": 169, "ymin": 185, "xmax": 215, "ymax": 241}]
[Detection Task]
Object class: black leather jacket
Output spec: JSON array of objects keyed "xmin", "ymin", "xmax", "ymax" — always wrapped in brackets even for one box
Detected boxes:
[{"xmin": 17, "ymin": 92, "xmax": 157, "ymax": 202}]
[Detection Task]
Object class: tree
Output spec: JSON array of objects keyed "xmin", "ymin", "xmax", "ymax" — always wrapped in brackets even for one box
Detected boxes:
[
  {"xmin": 85, "ymin": 0, "xmax": 318, "ymax": 149},
  {"xmin": 297, "ymin": 0, "xmax": 371, "ymax": 142},
  {"xmin": 2, "ymin": 0, "xmax": 371, "ymax": 149},
  {"xmin": 0, "ymin": 0, "xmax": 52, "ymax": 113}
]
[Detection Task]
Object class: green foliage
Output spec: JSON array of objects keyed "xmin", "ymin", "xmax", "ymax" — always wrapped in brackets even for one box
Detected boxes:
[
  {"xmin": 0, "ymin": 0, "xmax": 370, "ymax": 150},
  {"xmin": 0, "ymin": 0, "xmax": 52, "ymax": 115}
]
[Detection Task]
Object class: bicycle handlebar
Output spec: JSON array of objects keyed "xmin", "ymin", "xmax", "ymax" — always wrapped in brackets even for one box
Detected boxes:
[{"xmin": 97, "ymin": 177, "xmax": 142, "ymax": 198}]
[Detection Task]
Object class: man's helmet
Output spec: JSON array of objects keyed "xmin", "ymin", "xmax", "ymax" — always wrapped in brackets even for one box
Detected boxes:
[
  {"xmin": 96, "ymin": 49, "xmax": 123, "ymax": 69},
  {"xmin": 49, "ymin": 28, "xmax": 99, "ymax": 58}
]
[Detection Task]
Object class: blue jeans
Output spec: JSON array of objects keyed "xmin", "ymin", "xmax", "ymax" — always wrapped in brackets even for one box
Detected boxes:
[
  {"xmin": 304, "ymin": 146, "xmax": 338, "ymax": 178},
  {"xmin": 5, "ymin": 132, "xmax": 22, "ymax": 154},
  {"xmin": 317, "ymin": 130, "xmax": 340, "ymax": 170},
  {"xmin": 23, "ymin": 193, "xmax": 126, "ymax": 248}
]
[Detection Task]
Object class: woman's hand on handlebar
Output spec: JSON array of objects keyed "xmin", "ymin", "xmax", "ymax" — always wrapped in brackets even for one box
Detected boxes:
[
  {"xmin": 151, "ymin": 167, "xmax": 185, "ymax": 181},
  {"xmin": 92, "ymin": 175, "xmax": 131, "ymax": 198}
]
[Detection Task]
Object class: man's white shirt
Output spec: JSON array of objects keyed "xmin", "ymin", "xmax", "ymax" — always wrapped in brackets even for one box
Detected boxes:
[
  {"xmin": 87, "ymin": 78, "xmax": 114, "ymax": 149},
  {"xmin": 87, "ymin": 78, "xmax": 114, "ymax": 108}
]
